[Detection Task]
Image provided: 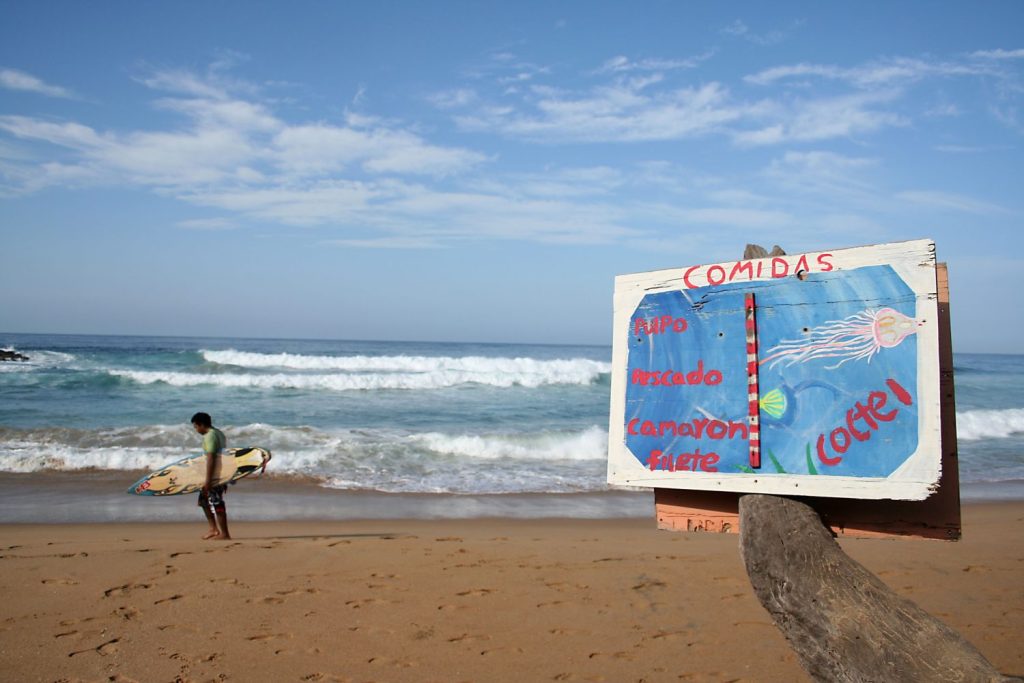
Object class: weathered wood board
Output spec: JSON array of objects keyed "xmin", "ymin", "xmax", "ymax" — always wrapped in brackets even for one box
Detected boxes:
[
  {"xmin": 608, "ymin": 239, "xmax": 942, "ymax": 501},
  {"xmin": 653, "ymin": 263, "xmax": 961, "ymax": 540}
]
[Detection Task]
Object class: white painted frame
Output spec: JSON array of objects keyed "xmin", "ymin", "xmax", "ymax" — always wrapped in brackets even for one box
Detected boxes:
[{"xmin": 607, "ymin": 239, "xmax": 942, "ymax": 500}]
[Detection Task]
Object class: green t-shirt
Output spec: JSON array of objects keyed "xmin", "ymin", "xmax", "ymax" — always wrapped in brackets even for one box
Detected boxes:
[{"xmin": 203, "ymin": 427, "xmax": 226, "ymax": 457}]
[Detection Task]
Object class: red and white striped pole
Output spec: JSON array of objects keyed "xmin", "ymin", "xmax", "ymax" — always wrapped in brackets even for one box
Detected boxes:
[{"xmin": 745, "ymin": 292, "xmax": 761, "ymax": 469}]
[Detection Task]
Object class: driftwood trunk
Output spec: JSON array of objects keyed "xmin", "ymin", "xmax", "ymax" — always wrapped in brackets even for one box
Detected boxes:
[{"xmin": 739, "ymin": 494, "xmax": 1017, "ymax": 682}]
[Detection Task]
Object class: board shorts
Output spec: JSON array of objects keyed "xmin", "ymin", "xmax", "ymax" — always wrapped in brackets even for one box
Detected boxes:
[{"xmin": 198, "ymin": 484, "xmax": 227, "ymax": 513}]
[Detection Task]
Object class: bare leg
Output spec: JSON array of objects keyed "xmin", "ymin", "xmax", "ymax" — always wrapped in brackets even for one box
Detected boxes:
[
  {"xmin": 202, "ymin": 505, "xmax": 220, "ymax": 540},
  {"xmin": 215, "ymin": 508, "xmax": 231, "ymax": 540}
]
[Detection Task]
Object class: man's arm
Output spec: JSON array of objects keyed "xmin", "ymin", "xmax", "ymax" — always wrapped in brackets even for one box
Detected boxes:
[
  {"xmin": 203, "ymin": 450, "xmax": 216, "ymax": 492},
  {"xmin": 202, "ymin": 431, "xmax": 217, "ymax": 492}
]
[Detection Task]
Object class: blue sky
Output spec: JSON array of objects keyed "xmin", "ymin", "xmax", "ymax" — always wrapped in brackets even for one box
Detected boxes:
[{"xmin": 1, "ymin": 2, "xmax": 1022, "ymax": 351}]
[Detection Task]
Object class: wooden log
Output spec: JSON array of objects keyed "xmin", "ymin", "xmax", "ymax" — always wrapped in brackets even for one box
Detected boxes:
[{"xmin": 739, "ymin": 494, "xmax": 1017, "ymax": 682}]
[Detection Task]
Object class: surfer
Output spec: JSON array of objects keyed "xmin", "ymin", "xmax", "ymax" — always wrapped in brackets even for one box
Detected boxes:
[{"xmin": 191, "ymin": 412, "xmax": 231, "ymax": 541}]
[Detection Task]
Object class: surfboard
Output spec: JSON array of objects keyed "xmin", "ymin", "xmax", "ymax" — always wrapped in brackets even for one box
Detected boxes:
[{"xmin": 127, "ymin": 447, "xmax": 271, "ymax": 496}]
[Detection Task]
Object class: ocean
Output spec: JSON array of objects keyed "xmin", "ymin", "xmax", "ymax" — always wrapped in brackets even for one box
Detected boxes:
[{"xmin": 0, "ymin": 333, "xmax": 1021, "ymax": 522}]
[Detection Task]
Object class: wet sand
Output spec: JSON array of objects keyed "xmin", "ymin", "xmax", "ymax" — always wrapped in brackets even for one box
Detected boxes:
[{"xmin": 1, "ymin": 503, "xmax": 1022, "ymax": 682}]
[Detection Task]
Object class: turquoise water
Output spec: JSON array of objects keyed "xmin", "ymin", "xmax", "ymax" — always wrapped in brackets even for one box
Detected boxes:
[{"xmin": 0, "ymin": 333, "xmax": 1021, "ymax": 509}]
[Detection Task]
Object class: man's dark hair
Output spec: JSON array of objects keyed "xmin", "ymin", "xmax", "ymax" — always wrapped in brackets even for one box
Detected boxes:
[{"xmin": 191, "ymin": 412, "xmax": 212, "ymax": 427}]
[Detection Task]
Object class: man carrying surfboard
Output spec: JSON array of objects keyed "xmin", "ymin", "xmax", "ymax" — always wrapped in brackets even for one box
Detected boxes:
[{"xmin": 191, "ymin": 412, "xmax": 231, "ymax": 540}]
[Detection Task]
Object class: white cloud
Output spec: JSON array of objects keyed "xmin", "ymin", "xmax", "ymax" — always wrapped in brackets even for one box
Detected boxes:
[
  {"xmin": 746, "ymin": 57, "xmax": 987, "ymax": 88},
  {"xmin": 273, "ymin": 123, "xmax": 485, "ymax": 177},
  {"xmin": 1, "ymin": 64, "xmax": 486, "ymax": 194},
  {"xmin": 0, "ymin": 68, "xmax": 74, "ymax": 98},
  {"xmin": 895, "ymin": 190, "xmax": 1011, "ymax": 215},
  {"xmin": 596, "ymin": 53, "xmax": 711, "ymax": 74},
  {"xmin": 678, "ymin": 207, "xmax": 791, "ymax": 228},
  {"xmin": 735, "ymin": 90, "xmax": 906, "ymax": 145},
  {"xmin": 763, "ymin": 150, "xmax": 879, "ymax": 203},
  {"xmin": 0, "ymin": 116, "xmax": 107, "ymax": 149},
  {"xmin": 720, "ymin": 20, "xmax": 793, "ymax": 46},
  {"xmin": 933, "ymin": 144, "xmax": 998, "ymax": 153},
  {"xmin": 429, "ymin": 88, "xmax": 478, "ymax": 109},
  {"xmin": 457, "ymin": 80, "xmax": 742, "ymax": 142},
  {"xmin": 970, "ymin": 49, "xmax": 1024, "ymax": 60},
  {"xmin": 447, "ymin": 49, "xmax": 987, "ymax": 146},
  {"xmin": 155, "ymin": 97, "xmax": 281, "ymax": 132},
  {"xmin": 137, "ymin": 69, "xmax": 232, "ymax": 100},
  {"xmin": 0, "ymin": 64, "xmax": 653, "ymax": 246},
  {"xmin": 180, "ymin": 181, "xmax": 384, "ymax": 227}
]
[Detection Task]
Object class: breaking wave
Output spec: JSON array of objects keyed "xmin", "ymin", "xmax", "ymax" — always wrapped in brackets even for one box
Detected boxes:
[
  {"xmin": 0, "ymin": 347, "xmax": 76, "ymax": 372},
  {"xmin": 112, "ymin": 354, "xmax": 609, "ymax": 391},
  {"xmin": 957, "ymin": 408, "xmax": 1024, "ymax": 441},
  {"xmin": 0, "ymin": 423, "xmax": 611, "ymax": 494}
]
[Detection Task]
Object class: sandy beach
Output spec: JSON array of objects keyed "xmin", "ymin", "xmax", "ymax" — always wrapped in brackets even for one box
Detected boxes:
[{"xmin": 2, "ymin": 502, "xmax": 1021, "ymax": 683}]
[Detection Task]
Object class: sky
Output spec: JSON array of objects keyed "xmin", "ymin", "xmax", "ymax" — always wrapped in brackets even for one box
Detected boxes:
[{"xmin": 0, "ymin": 1, "xmax": 1022, "ymax": 352}]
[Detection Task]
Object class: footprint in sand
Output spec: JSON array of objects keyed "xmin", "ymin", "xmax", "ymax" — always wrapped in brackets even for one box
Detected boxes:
[
  {"xmin": 246, "ymin": 633, "xmax": 291, "ymax": 642},
  {"xmin": 42, "ymin": 578, "xmax": 79, "ymax": 586},
  {"xmin": 276, "ymin": 587, "xmax": 320, "ymax": 596},
  {"xmin": 549, "ymin": 627, "xmax": 587, "ymax": 636},
  {"xmin": 68, "ymin": 637, "xmax": 121, "ymax": 658},
  {"xmin": 344, "ymin": 598, "xmax": 388, "ymax": 608},
  {"xmin": 104, "ymin": 582, "xmax": 152, "ymax": 598},
  {"xmin": 115, "ymin": 606, "xmax": 140, "ymax": 620},
  {"xmin": 367, "ymin": 656, "xmax": 418, "ymax": 668},
  {"xmin": 649, "ymin": 630, "xmax": 692, "ymax": 641},
  {"xmin": 553, "ymin": 674, "xmax": 606, "ymax": 682},
  {"xmin": 154, "ymin": 594, "xmax": 184, "ymax": 605},
  {"xmin": 536, "ymin": 600, "xmax": 566, "ymax": 608},
  {"xmin": 207, "ymin": 577, "xmax": 241, "ymax": 585},
  {"xmin": 480, "ymin": 647, "xmax": 524, "ymax": 657},
  {"xmin": 544, "ymin": 581, "xmax": 590, "ymax": 592},
  {"xmin": 256, "ymin": 596, "xmax": 285, "ymax": 605},
  {"xmin": 720, "ymin": 592, "xmax": 748, "ymax": 601},
  {"xmin": 732, "ymin": 620, "xmax": 774, "ymax": 629},
  {"xmin": 447, "ymin": 633, "xmax": 491, "ymax": 643},
  {"xmin": 587, "ymin": 650, "xmax": 635, "ymax": 661}
]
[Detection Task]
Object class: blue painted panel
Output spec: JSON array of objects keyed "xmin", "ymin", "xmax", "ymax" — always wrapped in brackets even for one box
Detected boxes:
[{"xmin": 624, "ymin": 265, "xmax": 919, "ymax": 478}]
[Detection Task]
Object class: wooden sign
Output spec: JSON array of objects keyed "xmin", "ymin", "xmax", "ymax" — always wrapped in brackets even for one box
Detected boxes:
[{"xmin": 608, "ymin": 240, "xmax": 942, "ymax": 500}]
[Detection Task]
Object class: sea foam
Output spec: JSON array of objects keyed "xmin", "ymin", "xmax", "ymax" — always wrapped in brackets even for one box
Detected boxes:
[
  {"xmin": 112, "ymin": 356, "xmax": 608, "ymax": 390},
  {"xmin": 203, "ymin": 348, "xmax": 610, "ymax": 373},
  {"xmin": 0, "ymin": 423, "xmax": 609, "ymax": 477},
  {"xmin": 956, "ymin": 408, "xmax": 1024, "ymax": 441},
  {"xmin": 0, "ymin": 348, "xmax": 75, "ymax": 372}
]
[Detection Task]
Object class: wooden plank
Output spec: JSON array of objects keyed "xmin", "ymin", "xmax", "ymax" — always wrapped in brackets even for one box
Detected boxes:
[
  {"xmin": 655, "ymin": 263, "xmax": 961, "ymax": 540},
  {"xmin": 609, "ymin": 239, "xmax": 943, "ymax": 500}
]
